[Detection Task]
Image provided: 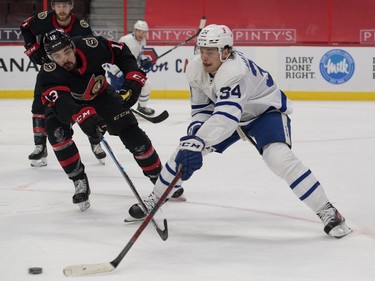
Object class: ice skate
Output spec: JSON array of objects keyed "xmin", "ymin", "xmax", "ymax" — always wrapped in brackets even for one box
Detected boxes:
[
  {"xmin": 28, "ymin": 144, "xmax": 47, "ymax": 167},
  {"xmin": 169, "ymin": 187, "xmax": 186, "ymax": 202},
  {"xmin": 91, "ymin": 143, "xmax": 106, "ymax": 165},
  {"xmin": 124, "ymin": 192, "xmax": 160, "ymax": 223},
  {"xmin": 72, "ymin": 175, "xmax": 91, "ymax": 212},
  {"xmin": 137, "ymin": 104, "xmax": 155, "ymax": 116},
  {"xmin": 317, "ymin": 202, "xmax": 352, "ymax": 238},
  {"xmin": 124, "ymin": 187, "xmax": 185, "ymax": 223}
]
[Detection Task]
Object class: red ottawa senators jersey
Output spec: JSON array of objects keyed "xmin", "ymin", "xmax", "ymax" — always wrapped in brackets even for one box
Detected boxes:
[
  {"xmin": 20, "ymin": 10, "xmax": 92, "ymax": 46},
  {"xmin": 38, "ymin": 35, "xmax": 140, "ymax": 122}
]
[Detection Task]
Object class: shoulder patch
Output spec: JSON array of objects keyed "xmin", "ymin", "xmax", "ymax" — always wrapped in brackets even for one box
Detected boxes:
[
  {"xmin": 43, "ymin": 62, "xmax": 57, "ymax": 72},
  {"xmin": 38, "ymin": 11, "xmax": 48, "ymax": 20},
  {"xmin": 83, "ymin": 37, "xmax": 99, "ymax": 48},
  {"xmin": 80, "ymin": 19, "xmax": 90, "ymax": 28}
]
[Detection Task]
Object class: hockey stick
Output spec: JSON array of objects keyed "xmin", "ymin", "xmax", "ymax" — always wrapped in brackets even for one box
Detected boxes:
[
  {"xmin": 155, "ymin": 16, "xmax": 206, "ymax": 61},
  {"xmin": 131, "ymin": 108, "xmax": 169, "ymax": 123},
  {"xmin": 63, "ymin": 169, "xmax": 183, "ymax": 277},
  {"xmin": 100, "ymin": 137, "xmax": 168, "ymax": 241},
  {"xmin": 120, "ymin": 90, "xmax": 168, "ymax": 123}
]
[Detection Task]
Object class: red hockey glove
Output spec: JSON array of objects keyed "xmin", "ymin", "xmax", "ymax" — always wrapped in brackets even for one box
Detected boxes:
[
  {"xmin": 72, "ymin": 107, "xmax": 107, "ymax": 140},
  {"xmin": 119, "ymin": 71, "xmax": 147, "ymax": 108},
  {"xmin": 24, "ymin": 43, "xmax": 47, "ymax": 65}
]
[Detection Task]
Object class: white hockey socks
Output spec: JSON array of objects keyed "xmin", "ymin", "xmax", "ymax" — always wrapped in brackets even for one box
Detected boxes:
[{"xmin": 262, "ymin": 143, "xmax": 329, "ymax": 213}]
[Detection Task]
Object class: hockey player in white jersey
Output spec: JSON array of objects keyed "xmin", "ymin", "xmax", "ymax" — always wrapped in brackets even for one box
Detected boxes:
[
  {"xmin": 127, "ymin": 24, "xmax": 352, "ymax": 238},
  {"xmin": 104, "ymin": 20, "xmax": 155, "ymax": 115}
]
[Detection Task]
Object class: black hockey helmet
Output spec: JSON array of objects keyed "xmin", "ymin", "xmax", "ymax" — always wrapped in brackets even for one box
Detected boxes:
[
  {"xmin": 43, "ymin": 29, "xmax": 75, "ymax": 59},
  {"xmin": 51, "ymin": 0, "xmax": 73, "ymax": 4},
  {"xmin": 51, "ymin": 0, "xmax": 74, "ymax": 9}
]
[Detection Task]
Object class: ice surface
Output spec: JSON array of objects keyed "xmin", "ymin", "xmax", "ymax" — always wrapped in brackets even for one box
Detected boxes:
[{"xmin": 1, "ymin": 99, "xmax": 375, "ymax": 281}]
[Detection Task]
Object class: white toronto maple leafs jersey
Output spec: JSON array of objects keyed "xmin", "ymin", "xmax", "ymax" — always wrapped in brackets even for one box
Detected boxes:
[
  {"xmin": 104, "ymin": 34, "xmax": 146, "ymax": 78},
  {"xmin": 186, "ymin": 50, "xmax": 293, "ymax": 147},
  {"xmin": 119, "ymin": 33, "xmax": 145, "ymax": 63}
]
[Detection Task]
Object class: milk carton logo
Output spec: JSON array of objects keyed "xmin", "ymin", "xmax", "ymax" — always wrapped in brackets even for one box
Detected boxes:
[{"xmin": 319, "ymin": 49, "xmax": 355, "ymax": 84}]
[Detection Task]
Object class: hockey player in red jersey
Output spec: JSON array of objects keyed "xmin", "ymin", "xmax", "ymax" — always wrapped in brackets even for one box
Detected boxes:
[
  {"xmin": 38, "ymin": 29, "xmax": 167, "ymax": 211},
  {"xmin": 20, "ymin": 0, "xmax": 106, "ymax": 167},
  {"xmin": 127, "ymin": 24, "xmax": 352, "ymax": 238}
]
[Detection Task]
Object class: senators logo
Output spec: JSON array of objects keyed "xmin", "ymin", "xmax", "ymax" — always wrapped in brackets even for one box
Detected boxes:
[
  {"xmin": 71, "ymin": 75, "xmax": 106, "ymax": 101},
  {"xmin": 91, "ymin": 75, "xmax": 105, "ymax": 94},
  {"xmin": 43, "ymin": 62, "xmax": 57, "ymax": 72},
  {"xmin": 37, "ymin": 11, "xmax": 48, "ymax": 20},
  {"xmin": 80, "ymin": 20, "xmax": 90, "ymax": 29},
  {"xmin": 83, "ymin": 37, "xmax": 99, "ymax": 48}
]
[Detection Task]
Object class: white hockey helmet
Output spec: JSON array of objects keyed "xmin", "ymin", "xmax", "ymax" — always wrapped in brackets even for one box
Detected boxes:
[
  {"xmin": 134, "ymin": 20, "xmax": 149, "ymax": 32},
  {"xmin": 197, "ymin": 24, "xmax": 233, "ymax": 49}
]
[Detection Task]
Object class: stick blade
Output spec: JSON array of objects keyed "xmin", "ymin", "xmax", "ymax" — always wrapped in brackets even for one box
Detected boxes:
[
  {"xmin": 63, "ymin": 262, "xmax": 115, "ymax": 277},
  {"xmin": 199, "ymin": 16, "xmax": 207, "ymax": 29},
  {"xmin": 131, "ymin": 108, "xmax": 169, "ymax": 123},
  {"xmin": 150, "ymin": 110, "xmax": 169, "ymax": 123}
]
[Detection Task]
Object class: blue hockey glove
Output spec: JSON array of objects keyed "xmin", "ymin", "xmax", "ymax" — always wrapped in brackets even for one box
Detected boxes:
[
  {"xmin": 175, "ymin": 135, "xmax": 205, "ymax": 180},
  {"xmin": 140, "ymin": 58, "xmax": 153, "ymax": 71},
  {"xmin": 187, "ymin": 121, "xmax": 204, "ymax": 135}
]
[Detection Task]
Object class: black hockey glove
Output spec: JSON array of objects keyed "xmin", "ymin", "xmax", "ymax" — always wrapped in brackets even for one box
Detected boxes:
[
  {"xmin": 72, "ymin": 107, "xmax": 107, "ymax": 140},
  {"xmin": 175, "ymin": 135, "xmax": 205, "ymax": 181},
  {"xmin": 24, "ymin": 43, "xmax": 48, "ymax": 65},
  {"xmin": 119, "ymin": 71, "xmax": 147, "ymax": 108}
]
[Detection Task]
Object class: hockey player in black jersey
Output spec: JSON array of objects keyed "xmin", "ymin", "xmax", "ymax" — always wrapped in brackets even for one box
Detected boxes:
[
  {"xmin": 20, "ymin": 0, "xmax": 106, "ymax": 167},
  {"xmin": 38, "ymin": 29, "xmax": 164, "ymax": 211}
]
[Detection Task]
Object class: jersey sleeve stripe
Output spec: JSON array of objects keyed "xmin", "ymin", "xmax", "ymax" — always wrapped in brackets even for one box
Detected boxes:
[
  {"xmin": 192, "ymin": 103, "xmax": 212, "ymax": 109},
  {"xmin": 215, "ymin": 101, "xmax": 242, "ymax": 111},
  {"xmin": 192, "ymin": 110, "xmax": 213, "ymax": 117},
  {"xmin": 212, "ymin": 111, "xmax": 240, "ymax": 123}
]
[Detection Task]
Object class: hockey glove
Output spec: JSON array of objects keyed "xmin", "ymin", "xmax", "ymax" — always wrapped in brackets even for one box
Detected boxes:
[
  {"xmin": 175, "ymin": 135, "xmax": 205, "ymax": 180},
  {"xmin": 140, "ymin": 57, "xmax": 153, "ymax": 71},
  {"xmin": 24, "ymin": 43, "xmax": 47, "ymax": 65},
  {"xmin": 187, "ymin": 121, "xmax": 204, "ymax": 136},
  {"xmin": 72, "ymin": 107, "xmax": 107, "ymax": 140},
  {"xmin": 120, "ymin": 71, "xmax": 147, "ymax": 108}
]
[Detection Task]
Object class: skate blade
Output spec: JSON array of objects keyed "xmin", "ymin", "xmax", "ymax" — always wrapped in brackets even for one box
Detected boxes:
[
  {"xmin": 98, "ymin": 158, "xmax": 105, "ymax": 165},
  {"xmin": 30, "ymin": 158, "xmax": 47, "ymax": 167},
  {"xmin": 169, "ymin": 194, "xmax": 187, "ymax": 202},
  {"xmin": 124, "ymin": 216, "xmax": 144, "ymax": 223},
  {"xmin": 329, "ymin": 222, "xmax": 353, "ymax": 238},
  {"xmin": 77, "ymin": 200, "xmax": 91, "ymax": 212}
]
